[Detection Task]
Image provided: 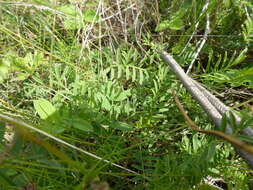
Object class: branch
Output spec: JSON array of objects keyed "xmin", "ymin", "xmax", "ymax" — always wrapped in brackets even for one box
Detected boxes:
[{"xmin": 174, "ymin": 94, "xmax": 253, "ymax": 156}]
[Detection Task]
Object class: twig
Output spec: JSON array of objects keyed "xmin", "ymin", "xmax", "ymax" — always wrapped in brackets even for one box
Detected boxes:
[
  {"xmin": 116, "ymin": 0, "xmax": 128, "ymax": 42},
  {"xmin": 100, "ymin": 4, "xmax": 135, "ymax": 22},
  {"xmin": 160, "ymin": 51, "xmax": 253, "ymax": 168},
  {"xmin": 160, "ymin": 51, "xmax": 223, "ymax": 128},
  {"xmin": 1, "ymin": 2, "xmax": 65, "ymax": 15},
  {"xmin": 82, "ymin": 0, "xmax": 103, "ymax": 48},
  {"xmin": 174, "ymin": 94, "xmax": 253, "ymax": 156}
]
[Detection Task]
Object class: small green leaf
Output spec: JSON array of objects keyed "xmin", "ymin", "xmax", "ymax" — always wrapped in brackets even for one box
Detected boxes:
[
  {"xmin": 58, "ymin": 4, "xmax": 86, "ymax": 30},
  {"xmin": 71, "ymin": 119, "xmax": 93, "ymax": 132},
  {"xmin": 192, "ymin": 134, "xmax": 200, "ymax": 153},
  {"xmin": 223, "ymin": 0, "xmax": 231, "ymax": 8},
  {"xmin": 11, "ymin": 72, "xmax": 30, "ymax": 81},
  {"xmin": 43, "ymin": 123, "xmax": 65, "ymax": 134},
  {"xmin": 126, "ymin": 66, "xmax": 130, "ymax": 80},
  {"xmin": 101, "ymin": 96, "xmax": 111, "ymax": 110},
  {"xmin": 228, "ymin": 111, "xmax": 237, "ymax": 131},
  {"xmin": 117, "ymin": 66, "xmax": 122, "ymax": 79},
  {"xmin": 132, "ymin": 68, "xmax": 136, "ymax": 82},
  {"xmin": 139, "ymin": 70, "xmax": 144, "ymax": 84},
  {"xmin": 114, "ymin": 90, "xmax": 131, "ymax": 101},
  {"xmin": 231, "ymin": 48, "xmax": 247, "ymax": 67},
  {"xmin": 205, "ymin": 142, "xmax": 216, "ymax": 162},
  {"xmin": 34, "ymin": 99, "xmax": 56, "ymax": 120},
  {"xmin": 241, "ymin": 117, "xmax": 253, "ymax": 129},
  {"xmin": 110, "ymin": 67, "xmax": 115, "ymax": 80},
  {"xmin": 155, "ymin": 17, "xmax": 184, "ymax": 32},
  {"xmin": 237, "ymin": 135, "xmax": 253, "ymax": 144},
  {"xmin": 220, "ymin": 113, "xmax": 228, "ymax": 132},
  {"xmin": 110, "ymin": 122, "xmax": 133, "ymax": 131}
]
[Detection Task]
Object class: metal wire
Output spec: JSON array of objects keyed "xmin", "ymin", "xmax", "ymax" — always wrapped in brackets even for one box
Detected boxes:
[
  {"xmin": 160, "ymin": 50, "xmax": 253, "ymax": 169},
  {"xmin": 153, "ymin": 34, "xmax": 252, "ymax": 38}
]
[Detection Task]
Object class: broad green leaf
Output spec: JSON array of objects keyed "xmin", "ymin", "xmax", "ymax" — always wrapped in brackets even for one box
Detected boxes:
[
  {"xmin": 168, "ymin": 17, "xmax": 184, "ymax": 30},
  {"xmin": 58, "ymin": 4, "xmax": 86, "ymax": 30},
  {"xmin": 34, "ymin": 99, "xmax": 56, "ymax": 120},
  {"xmin": 155, "ymin": 20, "xmax": 170, "ymax": 32},
  {"xmin": 43, "ymin": 123, "xmax": 65, "ymax": 134},
  {"xmin": 172, "ymin": 44, "xmax": 183, "ymax": 54},
  {"xmin": 155, "ymin": 16, "xmax": 184, "ymax": 32},
  {"xmin": 0, "ymin": 59, "xmax": 10, "ymax": 82},
  {"xmin": 83, "ymin": 9, "xmax": 99, "ymax": 23},
  {"xmin": 63, "ymin": 17, "xmax": 84, "ymax": 30},
  {"xmin": 58, "ymin": 5, "xmax": 78, "ymax": 16},
  {"xmin": 71, "ymin": 119, "xmax": 93, "ymax": 132},
  {"xmin": 110, "ymin": 122, "xmax": 133, "ymax": 131},
  {"xmin": 11, "ymin": 72, "xmax": 30, "ymax": 81}
]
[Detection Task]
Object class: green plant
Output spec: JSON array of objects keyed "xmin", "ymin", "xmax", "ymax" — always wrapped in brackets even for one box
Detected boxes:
[{"xmin": 0, "ymin": 0, "xmax": 253, "ymax": 189}]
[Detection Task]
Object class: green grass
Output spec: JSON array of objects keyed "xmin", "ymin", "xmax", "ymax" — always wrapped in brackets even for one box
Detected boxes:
[{"xmin": 0, "ymin": 0, "xmax": 253, "ymax": 189}]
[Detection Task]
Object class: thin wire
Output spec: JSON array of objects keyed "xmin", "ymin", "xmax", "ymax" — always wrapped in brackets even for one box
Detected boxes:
[
  {"xmin": 186, "ymin": 1, "xmax": 210, "ymax": 74},
  {"xmin": 153, "ymin": 34, "xmax": 250, "ymax": 38}
]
